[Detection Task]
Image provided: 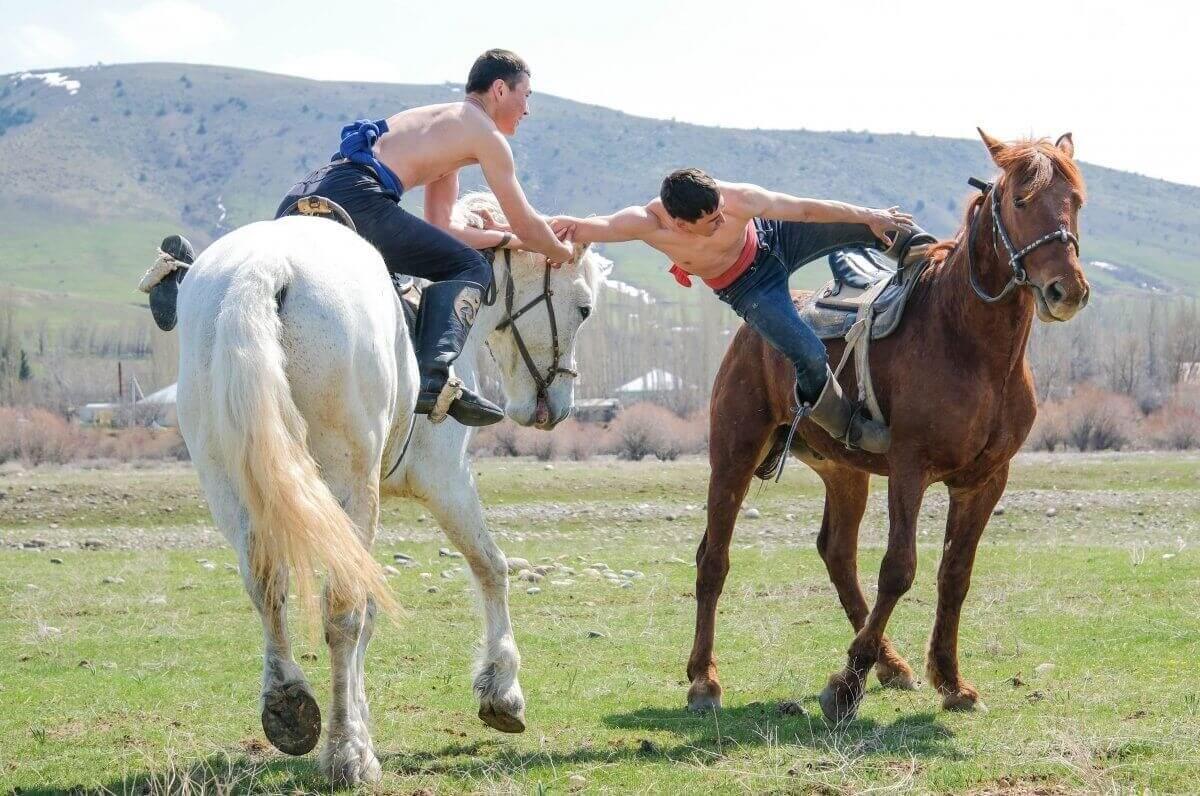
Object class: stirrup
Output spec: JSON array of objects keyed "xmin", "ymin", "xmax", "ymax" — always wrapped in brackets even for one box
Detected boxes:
[{"xmin": 428, "ymin": 375, "xmax": 464, "ymax": 425}]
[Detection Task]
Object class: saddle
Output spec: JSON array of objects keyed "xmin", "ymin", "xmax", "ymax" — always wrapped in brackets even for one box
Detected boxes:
[
  {"xmin": 799, "ymin": 234, "xmax": 935, "ymax": 429},
  {"xmin": 797, "ymin": 245, "xmax": 932, "ymax": 342}
]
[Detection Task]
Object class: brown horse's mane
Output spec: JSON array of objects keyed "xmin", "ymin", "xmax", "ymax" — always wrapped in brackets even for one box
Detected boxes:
[{"xmin": 928, "ymin": 138, "xmax": 1086, "ymax": 267}]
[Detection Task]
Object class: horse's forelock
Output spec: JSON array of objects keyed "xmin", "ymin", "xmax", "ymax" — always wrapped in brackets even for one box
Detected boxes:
[{"xmin": 994, "ymin": 138, "xmax": 1086, "ymax": 204}]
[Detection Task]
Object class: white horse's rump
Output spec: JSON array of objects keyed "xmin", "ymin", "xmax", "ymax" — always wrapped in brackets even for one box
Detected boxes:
[{"xmin": 177, "ymin": 215, "xmax": 416, "ymax": 783}]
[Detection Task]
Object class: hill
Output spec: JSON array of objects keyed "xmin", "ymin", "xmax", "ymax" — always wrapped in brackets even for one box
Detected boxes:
[{"xmin": 2, "ymin": 62, "xmax": 1198, "ymax": 324}]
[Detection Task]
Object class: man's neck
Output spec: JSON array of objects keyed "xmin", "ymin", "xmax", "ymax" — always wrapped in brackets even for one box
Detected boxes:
[{"xmin": 464, "ymin": 93, "xmax": 494, "ymax": 120}]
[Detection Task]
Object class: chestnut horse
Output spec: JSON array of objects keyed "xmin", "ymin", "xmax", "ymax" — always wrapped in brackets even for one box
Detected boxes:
[{"xmin": 687, "ymin": 130, "xmax": 1089, "ymax": 722}]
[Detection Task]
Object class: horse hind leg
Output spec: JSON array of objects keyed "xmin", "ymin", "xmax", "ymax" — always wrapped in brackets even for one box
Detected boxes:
[
  {"xmin": 819, "ymin": 467, "xmax": 925, "ymax": 723},
  {"xmin": 815, "ymin": 465, "xmax": 918, "ymax": 692},
  {"xmin": 318, "ymin": 465, "xmax": 385, "ymax": 785},
  {"xmin": 196, "ymin": 461, "xmax": 321, "ymax": 756}
]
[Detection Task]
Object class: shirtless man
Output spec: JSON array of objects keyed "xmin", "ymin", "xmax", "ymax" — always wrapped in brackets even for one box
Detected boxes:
[
  {"xmin": 550, "ymin": 169, "xmax": 917, "ymax": 452},
  {"xmin": 272, "ymin": 49, "xmax": 572, "ymax": 426}
]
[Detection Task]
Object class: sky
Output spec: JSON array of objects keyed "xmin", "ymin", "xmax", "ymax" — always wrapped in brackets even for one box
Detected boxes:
[{"xmin": 4, "ymin": 0, "xmax": 1198, "ymax": 186}]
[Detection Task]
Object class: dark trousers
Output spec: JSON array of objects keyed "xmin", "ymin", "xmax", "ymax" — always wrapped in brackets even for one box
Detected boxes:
[
  {"xmin": 275, "ymin": 162, "xmax": 491, "ymax": 286},
  {"xmin": 715, "ymin": 219, "xmax": 882, "ymax": 400}
]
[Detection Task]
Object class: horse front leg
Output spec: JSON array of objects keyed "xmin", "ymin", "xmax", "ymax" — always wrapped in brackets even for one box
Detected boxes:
[
  {"xmin": 419, "ymin": 471, "xmax": 525, "ymax": 733},
  {"xmin": 820, "ymin": 467, "xmax": 926, "ymax": 723},
  {"xmin": 687, "ymin": 408, "xmax": 776, "ymax": 712},
  {"xmin": 926, "ymin": 465, "xmax": 1008, "ymax": 712}
]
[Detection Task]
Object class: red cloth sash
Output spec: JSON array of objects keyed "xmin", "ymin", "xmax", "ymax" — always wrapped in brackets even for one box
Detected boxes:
[{"xmin": 668, "ymin": 220, "xmax": 757, "ymax": 290}]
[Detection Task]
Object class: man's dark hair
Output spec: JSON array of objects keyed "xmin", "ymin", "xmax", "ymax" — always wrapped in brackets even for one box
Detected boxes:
[
  {"xmin": 466, "ymin": 49, "xmax": 531, "ymax": 94},
  {"xmin": 660, "ymin": 168, "xmax": 720, "ymax": 222}
]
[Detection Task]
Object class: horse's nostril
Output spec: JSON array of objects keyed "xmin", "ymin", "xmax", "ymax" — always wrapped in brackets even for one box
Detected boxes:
[{"xmin": 1046, "ymin": 280, "xmax": 1066, "ymax": 304}]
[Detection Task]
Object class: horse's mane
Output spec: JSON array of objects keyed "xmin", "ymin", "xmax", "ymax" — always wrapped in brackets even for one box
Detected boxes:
[
  {"xmin": 928, "ymin": 137, "xmax": 1085, "ymax": 267},
  {"xmin": 452, "ymin": 191, "xmax": 612, "ymax": 297}
]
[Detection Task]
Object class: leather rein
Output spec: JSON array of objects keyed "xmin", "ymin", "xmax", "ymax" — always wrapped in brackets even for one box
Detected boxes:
[
  {"xmin": 965, "ymin": 176, "xmax": 1080, "ymax": 305},
  {"xmin": 484, "ymin": 248, "xmax": 578, "ymax": 406}
]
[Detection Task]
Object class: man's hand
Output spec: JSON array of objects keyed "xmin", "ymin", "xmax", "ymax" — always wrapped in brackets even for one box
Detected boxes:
[
  {"xmin": 550, "ymin": 216, "xmax": 577, "ymax": 243},
  {"xmin": 864, "ymin": 206, "xmax": 915, "ymax": 247},
  {"xmin": 546, "ymin": 238, "xmax": 574, "ymax": 267},
  {"xmin": 477, "ymin": 208, "xmax": 513, "ymax": 233}
]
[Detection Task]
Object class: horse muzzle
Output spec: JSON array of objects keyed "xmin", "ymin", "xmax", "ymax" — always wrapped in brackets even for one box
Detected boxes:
[{"xmin": 1034, "ymin": 275, "xmax": 1090, "ymax": 322}]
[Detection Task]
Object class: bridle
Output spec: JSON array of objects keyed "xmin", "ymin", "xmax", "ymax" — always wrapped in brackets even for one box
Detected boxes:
[
  {"xmin": 483, "ymin": 248, "xmax": 578, "ymax": 406},
  {"xmin": 966, "ymin": 176, "xmax": 1080, "ymax": 304}
]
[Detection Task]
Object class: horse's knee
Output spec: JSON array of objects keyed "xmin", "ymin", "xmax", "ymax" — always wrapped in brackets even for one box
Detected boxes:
[{"xmin": 879, "ymin": 552, "xmax": 917, "ymax": 597}]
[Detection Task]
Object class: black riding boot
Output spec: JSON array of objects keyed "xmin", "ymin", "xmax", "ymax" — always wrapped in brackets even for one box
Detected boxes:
[
  {"xmin": 148, "ymin": 234, "xmax": 195, "ymax": 331},
  {"xmin": 413, "ymin": 280, "xmax": 505, "ymax": 427}
]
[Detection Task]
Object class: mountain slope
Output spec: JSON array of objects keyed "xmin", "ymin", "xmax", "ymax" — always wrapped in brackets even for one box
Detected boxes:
[{"xmin": 1, "ymin": 62, "xmax": 1197, "ymax": 317}]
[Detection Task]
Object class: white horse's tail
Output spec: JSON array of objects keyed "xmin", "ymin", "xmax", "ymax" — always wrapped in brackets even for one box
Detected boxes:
[{"xmin": 211, "ymin": 260, "xmax": 396, "ymax": 616}]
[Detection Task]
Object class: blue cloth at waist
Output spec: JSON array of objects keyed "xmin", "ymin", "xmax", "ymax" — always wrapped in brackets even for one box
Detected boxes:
[{"xmin": 335, "ymin": 118, "xmax": 405, "ymax": 197}]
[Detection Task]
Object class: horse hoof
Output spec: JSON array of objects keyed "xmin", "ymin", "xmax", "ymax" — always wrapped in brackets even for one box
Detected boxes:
[
  {"xmin": 262, "ymin": 682, "xmax": 322, "ymax": 755},
  {"xmin": 479, "ymin": 704, "xmax": 526, "ymax": 733},
  {"xmin": 686, "ymin": 679, "xmax": 723, "ymax": 713},
  {"xmin": 819, "ymin": 683, "xmax": 860, "ymax": 724},
  {"xmin": 877, "ymin": 668, "xmax": 921, "ymax": 691},
  {"xmin": 943, "ymin": 690, "xmax": 988, "ymax": 713}
]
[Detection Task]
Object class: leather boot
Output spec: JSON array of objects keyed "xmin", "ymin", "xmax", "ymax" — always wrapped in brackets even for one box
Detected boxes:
[
  {"xmin": 413, "ymin": 280, "xmax": 504, "ymax": 426},
  {"xmin": 805, "ymin": 367, "xmax": 890, "ymax": 454},
  {"xmin": 149, "ymin": 234, "xmax": 194, "ymax": 331}
]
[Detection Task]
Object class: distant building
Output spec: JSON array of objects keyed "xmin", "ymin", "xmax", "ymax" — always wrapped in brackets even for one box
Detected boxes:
[
  {"xmin": 573, "ymin": 398, "xmax": 621, "ymax": 424},
  {"xmin": 77, "ymin": 382, "xmax": 178, "ymax": 427},
  {"xmin": 614, "ymin": 368, "xmax": 687, "ymax": 395}
]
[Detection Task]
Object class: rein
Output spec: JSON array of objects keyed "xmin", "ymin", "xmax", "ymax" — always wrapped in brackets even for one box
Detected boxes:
[
  {"xmin": 965, "ymin": 176, "xmax": 1080, "ymax": 304},
  {"xmin": 485, "ymin": 248, "xmax": 578, "ymax": 407}
]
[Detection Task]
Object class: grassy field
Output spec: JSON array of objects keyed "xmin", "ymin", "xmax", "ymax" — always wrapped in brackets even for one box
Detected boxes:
[{"xmin": 2, "ymin": 453, "xmax": 1199, "ymax": 794}]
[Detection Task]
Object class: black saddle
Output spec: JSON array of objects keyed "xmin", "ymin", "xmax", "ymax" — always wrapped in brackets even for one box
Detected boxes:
[{"xmin": 798, "ymin": 235, "xmax": 937, "ymax": 341}]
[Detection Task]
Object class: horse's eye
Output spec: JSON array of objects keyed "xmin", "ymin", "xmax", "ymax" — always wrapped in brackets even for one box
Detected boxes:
[
  {"xmin": 1013, "ymin": 197, "xmax": 1027, "ymax": 209},
  {"xmin": 579, "ymin": 306, "xmax": 592, "ymax": 320}
]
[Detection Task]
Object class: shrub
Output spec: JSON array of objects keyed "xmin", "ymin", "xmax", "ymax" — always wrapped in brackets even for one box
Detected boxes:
[
  {"xmin": 518, "ymin": 427, "xmax": 558, "ymax": 461},
  {"xmin": 0, "ymin": 407, "xmax": 77, "ymax": 465},
  {"xmin": 491, "ymin": 420, "xmax": 522, "ymax": 457},
  {"xmin": 1027, "ymin": 402, "xmax": 1068, "ymax": 452},
  {"xmin": 1063, "ymin": 385, "xmax": 1137, "ymax": 451},
  {"xmin": 1145, "ymin": 393, "xmax": 1200, "ymax": 450},
  {"xmin": 610, "ymin": 403, "xmax": 669, "ymax": 461},
  {"xmin": 556, "ymin": 418, "xmax": 598, "ymax": 461},
  {"xmin": 608, "ymin": 403, "xmax": 705, "ymax": 461}
]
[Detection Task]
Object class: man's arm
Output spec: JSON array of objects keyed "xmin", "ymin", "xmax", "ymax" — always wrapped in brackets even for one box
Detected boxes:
[
  {"xmin": 723, "ymin": 182, "xmax": 914, "ymax": 246},
  {"xmin": 424, "ymin": 171, "xmax": 524, "ymax": 250},
  {"xmin": 549, "ymin": 205, "xmax": 660, "ymax": 245},
  {"xmin": 476, "ymin": 131, "xmax": 573, "ymax": 262}
]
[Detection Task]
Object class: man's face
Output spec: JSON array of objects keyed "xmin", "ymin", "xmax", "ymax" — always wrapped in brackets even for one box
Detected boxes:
[
  {"xmin": 675, "ymin": 195, "xmax": 726, "ymax": 237},
  {"xmin": 493, "ymin": 75, "xmax": 531, "ymax": 136}
]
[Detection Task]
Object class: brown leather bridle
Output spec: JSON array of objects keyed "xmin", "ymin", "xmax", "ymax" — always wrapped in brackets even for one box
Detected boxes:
[
  {"xmin": 484, "ymin": 248, "xmax": 579, "ymax": 407},
  {"xmin": 966, "ymin": 176, "xmax": 1081, "ymax": 305}
]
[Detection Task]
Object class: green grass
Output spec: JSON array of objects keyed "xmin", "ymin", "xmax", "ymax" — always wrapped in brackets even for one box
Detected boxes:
[{"xmin": 2, "ymin": 454, "xmax": 1199, "ymax": 793}]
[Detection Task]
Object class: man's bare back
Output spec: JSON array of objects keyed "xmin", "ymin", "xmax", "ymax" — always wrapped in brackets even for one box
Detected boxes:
[{"xmin": 375, "ymin": 102, "xmax": 503, "ymax": 192}]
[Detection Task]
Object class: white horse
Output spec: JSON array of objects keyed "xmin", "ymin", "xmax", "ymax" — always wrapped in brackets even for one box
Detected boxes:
[{"xmin": 175, "ymin": 193, "xmax": 609, "ymax": 785}]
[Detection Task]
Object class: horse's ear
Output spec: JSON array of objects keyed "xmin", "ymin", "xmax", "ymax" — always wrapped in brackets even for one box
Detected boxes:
[
  {"xmin": 1055, "ymin": 132, "xmax": 1075, "ymax": 159},
  {"xmin": 977, "ymin": 127, "xmax": 1005, "ymax": 166}
]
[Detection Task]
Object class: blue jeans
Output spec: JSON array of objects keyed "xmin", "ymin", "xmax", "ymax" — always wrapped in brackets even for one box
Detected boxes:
[
  {"xmin": 715, "ymin": 219, "xmax": 883, "ymax": 401},
  {"xmin": 275, "ymin": 161, "xmax": 491, "ymax": 286}
]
